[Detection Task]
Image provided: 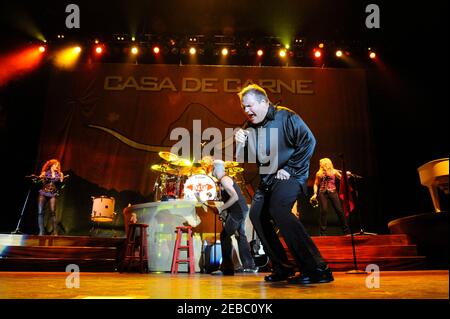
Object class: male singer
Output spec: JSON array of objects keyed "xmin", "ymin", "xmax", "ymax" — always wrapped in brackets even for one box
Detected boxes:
[{"xmin": 234, "ymin": 84, "xmax": 333, "ymax": 284}]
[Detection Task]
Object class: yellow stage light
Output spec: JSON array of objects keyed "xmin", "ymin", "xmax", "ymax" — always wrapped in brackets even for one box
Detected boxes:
[{"xmin": 54, "ymin": 46, "xmax": 82, "ymax": 69}]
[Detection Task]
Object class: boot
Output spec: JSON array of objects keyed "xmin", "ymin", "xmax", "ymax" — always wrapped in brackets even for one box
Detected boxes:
[
  {"xmin": 51, "ymin": 214, "xmax": 58, "ymax": 236},
  {"xmin": 38, "ymin": 214, "xmax": 45, "ymax": 235}
]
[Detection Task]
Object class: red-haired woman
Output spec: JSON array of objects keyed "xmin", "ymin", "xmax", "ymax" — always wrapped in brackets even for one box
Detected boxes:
[{"xmin": 37, "ymin": 159, "xmax": 64, "ymax": 235}]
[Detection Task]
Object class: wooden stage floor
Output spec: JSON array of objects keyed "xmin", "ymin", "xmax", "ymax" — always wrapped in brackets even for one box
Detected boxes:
[{"xmin": 0, "ymin": 270, "xmax": 447, "ymax": 299}]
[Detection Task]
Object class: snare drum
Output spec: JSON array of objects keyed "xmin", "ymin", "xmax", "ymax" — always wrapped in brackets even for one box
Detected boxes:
[
  {"xmin": 91, "ymin": 196, "xmax": 115, "ymax": 222},
  {"xmin": 183, "ymin": 174, "xmax": 217, "ymax": 202}
]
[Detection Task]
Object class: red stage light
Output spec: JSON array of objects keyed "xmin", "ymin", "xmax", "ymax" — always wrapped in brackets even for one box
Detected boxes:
[
  {"xmin": 0, "ymin": 46, "xmax": 44, "ymax": 86},
  {"xmin": 257, "ymin": 49, "xmax": 264, "ymax": 57},
  {"xmin": 314, "ymin": 49, "xmax": 322, "ymax": 58},
  {"xmin": 153, "ymin": 46, "xmax": 160, "ymax": 54},
  {"xmin": 369, "ymin": 51, "xmax": 376, "ymax": 59},
  {"xmin": 38, "ymin": 46, "xmax": 46, "ymax": 53},
  {"xmin": 335, "ymin": 50, "xmax": 343, "ymax": 57},
  {"xmin": 95, "ymin": 46, "xmax": 103, "ymax": 54}
]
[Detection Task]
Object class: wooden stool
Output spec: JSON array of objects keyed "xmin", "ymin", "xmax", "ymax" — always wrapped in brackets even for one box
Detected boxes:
[
  {"xmin": 171, "ymin": 225, "xmax": 195, "ymax": 274},
  {"xmin": 121, "ymin": 223, "xmax": 149, "ymax": 273}
]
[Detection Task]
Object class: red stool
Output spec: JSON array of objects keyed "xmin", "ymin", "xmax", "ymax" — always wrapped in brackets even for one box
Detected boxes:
[
  {"xmin": 121, "ymin": 223, "xmax": 149, "ymax": 273},
  {"xmin": 171, "ymin": 225, "xmax": 195, "ymax": 274}
]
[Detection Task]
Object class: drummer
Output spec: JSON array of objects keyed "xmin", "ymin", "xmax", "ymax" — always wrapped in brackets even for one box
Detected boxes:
[{"xmin": 200, "ymin": 156, "xmax": 215, "ymax": 176}]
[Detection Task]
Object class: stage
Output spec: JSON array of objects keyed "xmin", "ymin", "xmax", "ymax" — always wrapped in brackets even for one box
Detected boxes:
[{"xmin": 0, "ymin": 270, "xmax": 447, "ymax": 299}]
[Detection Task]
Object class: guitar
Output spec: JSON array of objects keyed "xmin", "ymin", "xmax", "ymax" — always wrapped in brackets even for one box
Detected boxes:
[
  {"xmin": 249, "ymin": 230, "xmax": 269, "ymax": 268},
  {"xmin": 193, "ymin": 193, "xmax": 228, "ymax": 222},
  {"xmin": 195, "ymin": 193, "xmax": 269, "ymax": 268}
]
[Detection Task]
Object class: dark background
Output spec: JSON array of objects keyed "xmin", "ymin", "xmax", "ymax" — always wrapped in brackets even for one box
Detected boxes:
[{"xmin": 0, "ymin": 0, "xmax": 448, "ymax": 234}]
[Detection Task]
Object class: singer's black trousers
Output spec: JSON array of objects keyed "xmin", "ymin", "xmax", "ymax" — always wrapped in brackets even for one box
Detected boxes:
[{"xmin": 249, "ymin": 178, "xmax": 327, "ymax": 274}]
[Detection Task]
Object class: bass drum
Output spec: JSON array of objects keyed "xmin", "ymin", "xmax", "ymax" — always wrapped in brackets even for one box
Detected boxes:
[
  {"xmin": 183, "ymin": 174, "xmax": 217, "ymax": 202},
  {"xmin": 91, "ymin": 196, "xmax": 115, "ymax": 222}
]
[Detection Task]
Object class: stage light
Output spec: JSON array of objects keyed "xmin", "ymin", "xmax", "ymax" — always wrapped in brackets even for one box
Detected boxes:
[
  {"xmin": 54, "ymin": 46, "xmax": 82, "ymax": 69},
  {"xmin": 153, "ymin": 46, "xmax": 160, "ymax": 54},
  {"xmin": 131, "ymin": 46, "xmax": 139, "ymax": 55},
  {"xmin": 95, "ymin": 45, "xmax": 103, "ymax": 54},
  {"xmin": 131, "ymin": 36, "xmax": 136, "ymax": 42},
  {"xmin": 94, "ymin": 39, "xmax": 99, "ymax": 44},
  {"xmin": 335, "ymin": 50, "xmax": 343, "ymax": 57},
  {"xmin": 285, "ymin": 44, "xmax": 290, "ymax": 49},
  {"xmin": 318, "ymin": 43, "xmax": 324, "ymax": 49},
  {"xmin": 38, "ymin": 46, "xmax": 46, "ymax": 53},
  {"xmin": 314, "ymin": 49, "xmax": 322, "ymax": 58},
  {"xmin": 0, "ymin": 46, "xmax": 45, "ymax": 86},
  {"xmin": 279, "ymin": 49, "xmax": 286, "ymax": 58},
  {"xmin": 369, "ymin": 51, "xmax": 376, "ymax": 59},
  {"xmin": 257, "ymin": 49, "xmax": 264, "ymax": 57},
  {"xmin": 221, "ymin": 48, "xmax": 229, "ymax": 56},
  {"xmin": 189, "ymin": 47, "xmax": 196, "ymax": 55}
]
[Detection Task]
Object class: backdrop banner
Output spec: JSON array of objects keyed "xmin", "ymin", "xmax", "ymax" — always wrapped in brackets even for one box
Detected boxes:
[{"xmin": 36, "ymin": 64, "xmax": 374, "ymax": 235}]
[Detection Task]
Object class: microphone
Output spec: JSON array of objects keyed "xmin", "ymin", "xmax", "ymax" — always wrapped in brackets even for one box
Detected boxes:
[{"xmin": 235, "ymin": 122, "xmax": 249, "ymax": 159}]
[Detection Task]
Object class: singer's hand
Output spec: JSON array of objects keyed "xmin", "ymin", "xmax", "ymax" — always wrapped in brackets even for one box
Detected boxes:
[
  {"xmin": 235, "ymin": 129, "xmax": 248, "ymax": 144},
  {"xmin": 275, "ymin": 169, "xmax": 290, "ymax": 180}
]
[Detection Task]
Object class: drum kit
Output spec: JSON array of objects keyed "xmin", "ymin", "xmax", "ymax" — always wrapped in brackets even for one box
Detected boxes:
[{"xmin": 151, "ymin": 151, "xmax": 245, "ymax": 202}]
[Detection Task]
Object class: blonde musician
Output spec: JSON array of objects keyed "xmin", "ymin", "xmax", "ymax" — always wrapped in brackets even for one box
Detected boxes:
[
  {"xmin": 311, "ymin": 158, "xmax": 350, "ymax": 236},
  {"xmin": 210, "ymin": 160, "xmax": 257, "ymax": 275}
]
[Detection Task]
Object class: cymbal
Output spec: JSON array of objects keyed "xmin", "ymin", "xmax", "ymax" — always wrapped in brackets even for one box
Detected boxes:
[
  {"xmin": 227, "ymin": 167, "xmax": 244, "ymax": 174},
  {"xmin": 178, "ymin": 166, "xmax": 206, "ymax": 175},
  {"xmin": 158, "ymin": 151, "xmax": 179, "ymax": 162},
  {"xmin": 150, "ymin": 164, "xmax": 177, "ymax": 175},
  {"xmin": 224, "ymin": 161, "xmax": 239, "ymax": 168},
  {"xmin": 171, "ymin": 158, "xmax": 192, "ymax": 167}
]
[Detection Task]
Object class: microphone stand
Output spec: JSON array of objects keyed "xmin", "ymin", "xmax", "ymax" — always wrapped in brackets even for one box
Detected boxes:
[
  {"xmin": 351, "ymin": 175, "xmax": 377, "ymax": 236},
  {"xmin": 339, "ymin": 154, "xmax": 366, "ymax": 275},
  {"xmin": 11, "ymin": 189, "xmax": 31, "ymax": 234}
]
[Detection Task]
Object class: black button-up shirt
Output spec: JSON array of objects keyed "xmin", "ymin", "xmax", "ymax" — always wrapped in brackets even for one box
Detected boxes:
[{"xmin": 245, "ymin": 104, "xmax": 316, "ymax": 194}]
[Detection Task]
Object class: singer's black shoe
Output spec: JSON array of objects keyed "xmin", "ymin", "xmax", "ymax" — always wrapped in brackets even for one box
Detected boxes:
[
  {"xmin": 264, "ymin": 270, "xmax": 295, "ymax": 282},
  {"xmin": 288, "ymin": 266, "xmax": 334, "ymax": 284}
]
